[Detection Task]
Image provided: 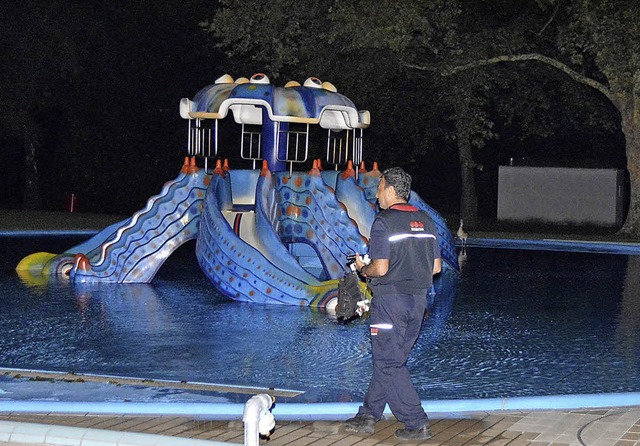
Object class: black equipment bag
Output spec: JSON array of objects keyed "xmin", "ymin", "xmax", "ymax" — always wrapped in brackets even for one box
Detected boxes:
[{"xmin": 336, "ymin": 272, "xmax": 365, "ymax": 322}]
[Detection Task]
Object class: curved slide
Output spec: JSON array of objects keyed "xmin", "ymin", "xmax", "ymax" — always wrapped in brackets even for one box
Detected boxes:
[
  {"xmin": 17, "ymin": 158, "xmax": 209, "ymax": 284},
  {"xmin": 196, "ymin": 161, "xmax": 457, "ymax": 308},
  {"xmin": 195, "ymin": 163, "xmax": 361, "ymax": 307},
  {"xmin": 15, "ymin": 219, "xmax": 133, "ymax": 277},
  {"xmin": 71, "ymin": 160, "xmax": 208, "ymax": 283},
  {"xmin": 275, "ymin": 167, "xmax": 369, "ymax": 280},
  {"xmin": 409, "ymin": 192, "xmax": 459, "ymax": 275}
]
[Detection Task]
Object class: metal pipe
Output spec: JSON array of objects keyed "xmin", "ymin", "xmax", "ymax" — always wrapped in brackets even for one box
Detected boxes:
[{"xmin": 242, "ymin": 394, "xmax": 275, "ymax": 446}]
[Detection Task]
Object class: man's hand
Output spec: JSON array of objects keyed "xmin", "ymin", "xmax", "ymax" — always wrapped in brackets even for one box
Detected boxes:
[
  {"xmin": 433, "ymin": 258, "xmax": 442, "ymax": 275},
  {"xmin": 354, "ymin": 253, "xmax": 370, "ymax": 272}
]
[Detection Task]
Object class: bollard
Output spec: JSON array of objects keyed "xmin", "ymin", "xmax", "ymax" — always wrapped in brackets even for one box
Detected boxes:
[{"xmin": 65, "ymin": 193, "xmax": 78, "ymax": 212}]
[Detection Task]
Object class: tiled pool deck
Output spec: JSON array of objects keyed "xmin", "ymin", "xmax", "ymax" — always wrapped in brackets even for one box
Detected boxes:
[
  {"xmin": 1, "ymin": 407, "xmax": 640, "ymax": 445},
  {"xmin": 2, "ymin": 210, "xmax": 640, "ymax": 445}
]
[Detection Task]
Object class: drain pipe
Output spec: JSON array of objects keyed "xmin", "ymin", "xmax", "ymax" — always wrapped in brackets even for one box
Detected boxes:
[{"xmin": 243, "ymin": 394, "xmax": 275, "ymax": 446}]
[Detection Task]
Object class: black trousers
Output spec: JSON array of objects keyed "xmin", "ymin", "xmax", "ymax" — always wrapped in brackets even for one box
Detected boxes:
[{"xmin": 357, "ymin": 293, "xmax": 429, "ymax": 429}]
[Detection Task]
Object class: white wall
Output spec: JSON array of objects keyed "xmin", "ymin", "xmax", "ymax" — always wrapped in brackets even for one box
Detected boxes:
[{"xmin": 497, "ymin": 166, "xmax": 624, "ymax": 226}]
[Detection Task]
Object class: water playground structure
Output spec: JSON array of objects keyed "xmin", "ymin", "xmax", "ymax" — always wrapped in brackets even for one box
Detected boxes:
[{"xmin": 17, "ymin": 73, "xmax": 459, "ymax": 310}]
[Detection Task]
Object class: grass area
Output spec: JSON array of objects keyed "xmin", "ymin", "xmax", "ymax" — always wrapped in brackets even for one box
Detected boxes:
[
  {"xmin": 0, "ymin": 209, "xmax": 127, "ymax": 231},
  {"xmin": 2, "ymin": 208, "xmax": 638, "ymax": 243},
  {"xmin": 441, "ymin": 214, "xmax": 638, "ymax": 243}
]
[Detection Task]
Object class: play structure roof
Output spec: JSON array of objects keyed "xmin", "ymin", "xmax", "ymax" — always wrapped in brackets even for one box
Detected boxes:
[{"xmin": 180, "ymin": 73, "xmax": 370, "ymax": 131}]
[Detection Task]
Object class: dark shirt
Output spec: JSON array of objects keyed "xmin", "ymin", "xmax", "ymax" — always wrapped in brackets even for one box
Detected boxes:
[{"xmin": 368, "ymin": 204, "xmax": 440, "ymax": 296}]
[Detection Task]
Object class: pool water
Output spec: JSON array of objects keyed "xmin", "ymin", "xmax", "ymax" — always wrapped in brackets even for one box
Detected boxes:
[{"xmin": 0, "ymin": 235, "xmax": 639, "ymax": 404}]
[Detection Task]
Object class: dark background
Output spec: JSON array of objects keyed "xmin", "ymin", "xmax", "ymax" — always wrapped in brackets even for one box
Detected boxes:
[{"xmin": 0, "ymin": 2, "xmax": 627, "ymax": 223}]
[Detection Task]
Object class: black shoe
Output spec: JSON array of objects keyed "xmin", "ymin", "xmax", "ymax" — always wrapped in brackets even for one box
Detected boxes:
[
  {"xmin": 394, "ymin": 423, "xmax": 432, "ymax": 441},
  {"xmin": 344, "ymin": 414, "xmax": 377, "ymax": 434}
]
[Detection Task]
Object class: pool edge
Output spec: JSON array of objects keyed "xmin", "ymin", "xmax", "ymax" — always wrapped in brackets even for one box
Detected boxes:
[{"xmin": 1, "ymin": 392, "xmax": 639, "ymax": 421}]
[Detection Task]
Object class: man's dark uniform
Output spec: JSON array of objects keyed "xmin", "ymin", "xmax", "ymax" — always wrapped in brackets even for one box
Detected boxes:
[{"xmin": 355, "ymin": 203, "xmax": 440, "ymax": 429}]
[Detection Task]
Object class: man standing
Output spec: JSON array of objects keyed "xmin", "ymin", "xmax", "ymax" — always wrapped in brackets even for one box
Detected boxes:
[{"xmin": 345, "ymin": 167, "xmax": 441, "ymax": 441}]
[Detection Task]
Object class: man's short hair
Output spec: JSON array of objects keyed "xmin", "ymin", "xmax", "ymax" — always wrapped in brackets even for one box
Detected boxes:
[{"xmin": 382, "ymin": 167, "xmax": 412, "ymax": 201}]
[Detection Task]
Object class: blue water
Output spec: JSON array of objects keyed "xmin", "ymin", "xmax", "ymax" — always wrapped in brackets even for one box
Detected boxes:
[{"xmin": 1, "ymin": 235, "xmax": 639, "ymax": 404}]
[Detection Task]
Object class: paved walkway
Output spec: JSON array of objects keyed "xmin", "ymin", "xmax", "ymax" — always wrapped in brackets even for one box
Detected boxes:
[{"xmin": 1, "ymin": 407, "xmax": 640, "ymax": 445}]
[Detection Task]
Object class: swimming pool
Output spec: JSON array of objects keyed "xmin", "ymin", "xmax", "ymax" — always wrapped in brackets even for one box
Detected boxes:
[{"xmin": 1, "ymin": 235, "xmax": 639, "ymax": 405}]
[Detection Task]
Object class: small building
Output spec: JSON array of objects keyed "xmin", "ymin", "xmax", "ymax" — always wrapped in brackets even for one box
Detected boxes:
[{"xmin": 497, "ymin": 166, "xmax": 625, "ymax": 227}]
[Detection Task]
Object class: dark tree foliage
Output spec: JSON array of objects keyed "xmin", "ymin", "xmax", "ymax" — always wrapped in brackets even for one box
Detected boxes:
[
  {"xmin": 203, "ymin": 0, "xmax": 627, "ymax": 230},
  {"xmin": 2, "ymin": 0, "xmax": 633, "ymax": 236},
  {"xmin": 0, "ymin": 1, "xmax": 223, "ymax": 214}
]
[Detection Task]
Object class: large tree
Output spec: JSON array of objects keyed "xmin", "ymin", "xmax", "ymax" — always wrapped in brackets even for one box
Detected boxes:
[
  {"xmin": 329, "ymin": 0, "xmax": 627, "ymax": 229},
  {"xmin": 204, "ymin": 0, "xmax": 636, "ymax": 234},
  {"xmin": 201, "ymin": 0, "xmax": 463, "ymax": 201},
  {"xmin": 411, "ymin": 0, "xmax": 639, "ymax": 234}
]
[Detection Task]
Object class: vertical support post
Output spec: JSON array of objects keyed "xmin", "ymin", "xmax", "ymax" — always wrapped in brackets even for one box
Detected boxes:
[{"xmin": 262, "ymin": 108, "xmax": 286, "ymax": 172}]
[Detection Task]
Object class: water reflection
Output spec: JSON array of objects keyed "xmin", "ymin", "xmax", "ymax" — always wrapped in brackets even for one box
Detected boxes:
[
  {"xmin": 15, "ymin": 266, "xmax": 68, "ymax": 290},
  {"xmin": 2, "ymin": 236, "xmax": 640, "ymax": 403},
  {"xmin": 73, "ymin": 282, "xmax": 164, "ymax": 327},
  {"xmin": 53, "ymin": 268, "xmax": 457, "ymax": 403},
  {"xmin": 617, "ymin": 255, "xmax": 640, "ymax": 355},
  {"xmin": 15, "ymin": 268, "xmax": 51, "ymax": 288}
]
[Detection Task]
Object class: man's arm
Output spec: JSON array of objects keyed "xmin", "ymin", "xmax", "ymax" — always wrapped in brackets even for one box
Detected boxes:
[{"xmin": 355, "ymin": 255, "xmax": 389, "ymax": 278}]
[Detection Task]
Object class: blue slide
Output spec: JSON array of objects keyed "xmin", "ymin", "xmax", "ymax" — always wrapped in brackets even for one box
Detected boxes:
[
  {"xmin": 18, "ymin": 158, "xmax": 458, "ymax": 309},
  {"xmin": 26, "ymin": 158, "xmax": 207, "ymax": 283},
  {"xmin": 195, "ymin": 164, "xmax": 356, "ymax": 307},
  {"xmin": 195, "ymin": 162, "xmax": 458, "ymax": 308},
  {"xmin": 71, "ymin": 161, "xmax": 208, "ymax": 283}
]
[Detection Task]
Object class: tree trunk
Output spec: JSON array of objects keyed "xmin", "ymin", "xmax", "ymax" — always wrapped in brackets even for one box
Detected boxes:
[
  {"xmin": 619, "ymin": 102, "xmax": 640, "ymax": 237},
  {"xmin": 23, "ymin": 125, "xmax": 41, "ymax": 210},
  {"xmin": 457, "ymin": 135, "xmax": 478, "ymax": 229},
  {"xmin": 453, "ymin": 94, "xmax": 479, "ymax": 229}
]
